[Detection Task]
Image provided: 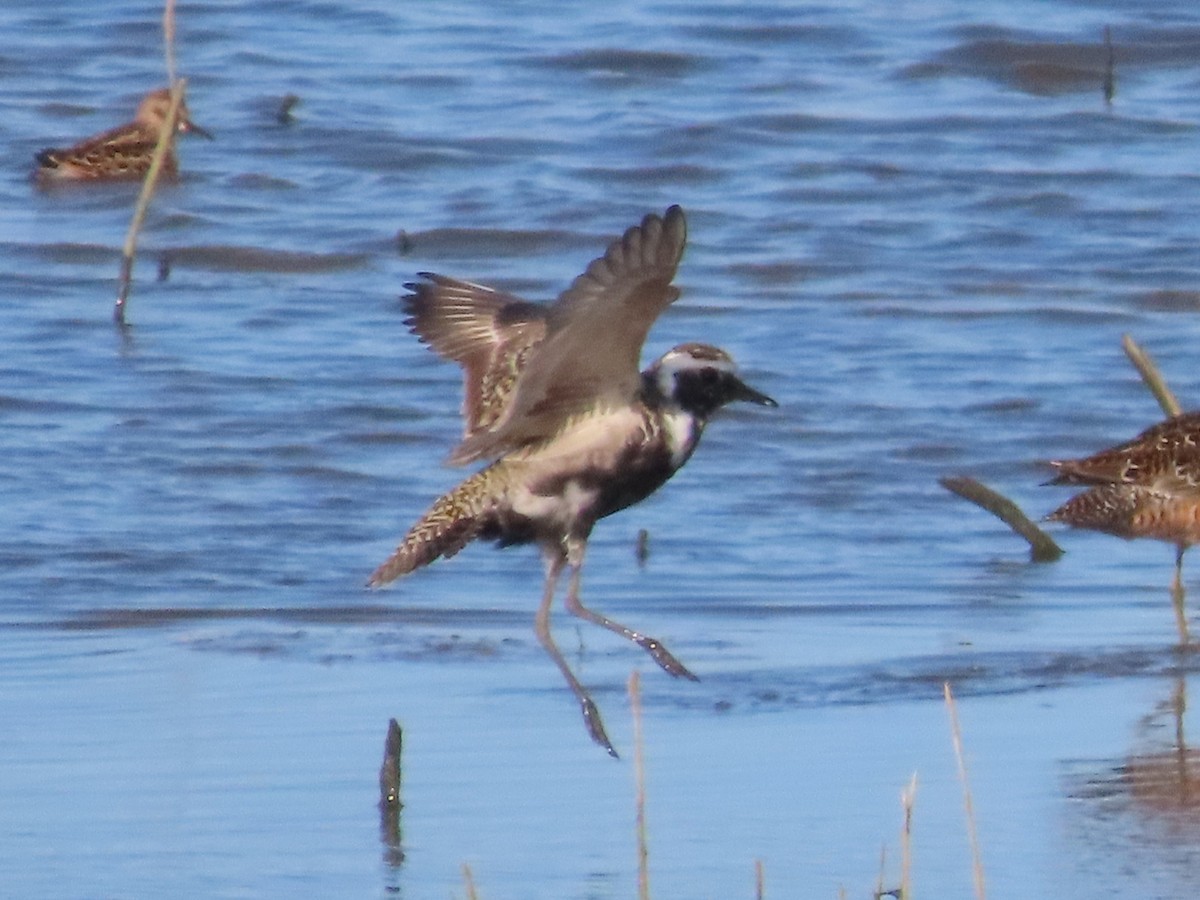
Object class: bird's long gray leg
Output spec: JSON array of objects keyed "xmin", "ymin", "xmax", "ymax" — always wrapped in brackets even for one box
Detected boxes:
[
  {"xmin": 535, "ymin": 547, "xmax": 617, "ymax": 757},
  {"xmin": 1172, "ymin": 544, "xmax": 1190, "ymax": 646},
  {"xmin": 562, "ymin": 537, "xmax": 698, "ymax": 681}
]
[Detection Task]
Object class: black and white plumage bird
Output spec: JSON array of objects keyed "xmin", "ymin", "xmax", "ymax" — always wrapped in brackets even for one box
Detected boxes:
[{"xmin": 368, "ymin": 205, "xmax": 776, "ymax": 755}]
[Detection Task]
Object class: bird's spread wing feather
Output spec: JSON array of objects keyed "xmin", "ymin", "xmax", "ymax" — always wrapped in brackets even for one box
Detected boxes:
[
  {"xmin": 447, "ymin": 205, "xmax": 687, "ymax": 465},
  {"xmin": 402, "ymin": 273, "xmax": 547, "ymax": 438}
]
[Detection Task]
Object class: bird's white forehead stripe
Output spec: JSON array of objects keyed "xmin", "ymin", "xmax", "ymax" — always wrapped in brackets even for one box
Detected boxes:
[
  {"xmin": 658, "ymin": 349, "xmax": 736, "ymax": 378},
  {"xmin": 655, "ymin": 348, "xmax": 736, "ymax": 398}
]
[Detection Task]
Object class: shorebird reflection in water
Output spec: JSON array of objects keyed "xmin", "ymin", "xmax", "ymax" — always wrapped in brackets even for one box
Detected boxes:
[
  {"xmin": 368, "ymin": 206, "xmax": 777, "ymax": 755},
  {"xmin": 1046, "ymin": 411, "xmax": 1200, "ymax": 644},
  {"xmin": 33, "ymin": 87, "xmax": 212, "ymax": 184}
]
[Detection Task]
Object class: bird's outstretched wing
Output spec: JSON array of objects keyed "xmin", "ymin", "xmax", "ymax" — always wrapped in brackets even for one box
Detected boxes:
[
  {"xmin": 447, "ymin": 205, "xmax": 687, "ymax": 466},
  {"xmin": 402, "ymin": 274, "xmax": 548, "ymax": 439}
]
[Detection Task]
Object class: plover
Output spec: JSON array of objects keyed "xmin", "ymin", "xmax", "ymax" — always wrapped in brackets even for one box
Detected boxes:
[{"xmin": 368, "ymin": 206, "xmax": 776, "ymax": 755}]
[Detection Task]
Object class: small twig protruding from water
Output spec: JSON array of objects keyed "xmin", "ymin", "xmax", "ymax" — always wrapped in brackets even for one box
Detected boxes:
[
  {"xmin": 754, "ymin": 858, "xmax": 765, "ymax": 900},
  {"xmin": 629, "ymin": 670, "xmax": 650, "ymax": 900},
  {"xmin": 1122, "ymin": 333, "xmax": 1182, "ymax": 418},
  {"xmin": 939, "ymin": 476, "xmax": 1064, "ymax": 562},
  {"xmin": 900, "ymin": 773, "xmax": 917, "ymax": 900},
  {"xmin": 945, "ymin": 682, "xmax": 987, "ymax": 900},
  {"xmin": 636, "ymin": 528, "xmax": 650, "ymax": 567},
  {"xmin": 276, "ymin": 93, "xmax": 301, "ymax": 125},
  {"xmin": 1103, "ymin": 25, "xmax": 1116, "ymax": 108}
]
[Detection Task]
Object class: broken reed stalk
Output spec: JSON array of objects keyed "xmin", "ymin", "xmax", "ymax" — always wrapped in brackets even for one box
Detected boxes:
[
  {"xmin": 754, "ymin": 858, "xmax": 765, "ymax": 900},
  {"xmin": 1122, "ymin": 334, "xmax": 1182, "ymax": 418},
  {"xmin": 944, "ymin": 683, "xmax": 986, "ymax": 900},
  {"xmin": 629, "ymin": 670, "xmax": 650, "ymax": 900},
  {"xmin": 377, "ymin": 718, "xmax": 404, "ymax": 862},
  {"xmin": 461, "ymin": 863, "xmax": 478, "ymax": 900},
  {"xmin": 378, "ymin": 718, "xmax": 403, "ymax": 810},
  {"xmin": 939, "ymin": 476, "xmax": 1063, "ymax": 562},
  {"xmin": 900, "ymin": 773, "xmax": 917, "ymax": 900},
  {"xmin": 114, "ymin": 79, "xmax": 185, "ymax": 326}
]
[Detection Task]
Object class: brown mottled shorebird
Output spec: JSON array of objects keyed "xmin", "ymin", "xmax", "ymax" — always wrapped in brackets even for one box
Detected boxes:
[
  {"xmin": 367, "ymin": 206, "xmax": 777, "ymax": 755},
  {"xmin": 33, "ymin": 87, "xmax": 212, "ymax": 184},
  {"xmin": 1046, "ymin": 411, "xmax": 1200, "ymax": 644}
]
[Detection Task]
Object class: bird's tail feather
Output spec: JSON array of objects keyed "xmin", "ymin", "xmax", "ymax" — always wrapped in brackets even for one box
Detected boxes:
[{"xmin": 367, "ymin": 468, "xmax": 497, "ymax": 587}]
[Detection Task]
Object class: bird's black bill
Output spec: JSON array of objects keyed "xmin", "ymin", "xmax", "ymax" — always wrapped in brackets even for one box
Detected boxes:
[
  {"xmin": 183, "ymin": 120, "xmax": 215, "ymax": 140},
  {"xmin": 731, "ymin": 377, "xmax": 777, "ymax": 407}
]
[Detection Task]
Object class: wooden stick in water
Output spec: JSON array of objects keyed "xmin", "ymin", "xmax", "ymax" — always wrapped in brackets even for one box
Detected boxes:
[
  {"xmin": 379, "ymin": 717, "xmax": 403, "ymax": 810},
  {"xmin": 939, "ymin": 476, "xmax": 1063, "ymax": 562},
  {"xmin": 1122, "ymin": 334, "xmax": 1182, "ymax": 418},
  {"xmin": 378, "ymin": 717, "xmax": 404, "ymax": 863}
]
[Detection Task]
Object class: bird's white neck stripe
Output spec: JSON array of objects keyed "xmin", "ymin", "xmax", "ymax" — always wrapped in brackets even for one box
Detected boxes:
[{"xmin": 660, "ymin": 407, "xmax": 700, "ymax": 469}]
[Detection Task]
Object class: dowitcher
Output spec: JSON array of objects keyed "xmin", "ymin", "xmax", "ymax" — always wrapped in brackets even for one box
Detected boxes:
[
  {"xmin": 1046, "ymin": 411, "xmax": 1200, "ymax": 643},
  {"xmin": 368, "ymin": 206, "xmax": 777, "ymax": 755},
  {"xmin": 33, "ymin": 87, "xmax": 212, "ymax": 184}
]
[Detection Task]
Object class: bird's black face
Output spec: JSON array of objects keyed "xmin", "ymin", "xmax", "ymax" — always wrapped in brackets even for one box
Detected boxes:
[
  {"xmin": 675, "ymin": 366, "xmax": 777, "ymax": 417},
  {"xmin": 653, "ymin": 343, "xmax": 777, "ymax": 418}
]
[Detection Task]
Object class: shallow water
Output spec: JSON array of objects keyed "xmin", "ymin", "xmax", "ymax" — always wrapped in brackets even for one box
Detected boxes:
[{"xmin": 6, "ymin": 0, "xmax": 1200, "ymax": 896}]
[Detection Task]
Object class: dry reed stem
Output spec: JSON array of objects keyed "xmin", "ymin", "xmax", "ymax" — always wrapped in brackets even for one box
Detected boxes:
[
  {"xmin": 163, "ymin": 0, "xmax": 177, "ymax": 85},
  {"xmin": 944, "ymin": 683, "xmax": 986, "ymax": 900},
  {"xmin": 115, "ymin": 0, "xmax": 182, "ymax": 327},
  {"xmin": 1122, "ymin": 334, "xmax": 1181, "ymax": 418},
  {"xmin": 461, "ymin": 862, "xmax": 478, "ymax": 900},
  {"xmin": 900, "ymin": 773, "xmax": 917, "ymax": 900},
  {"xmin": 874, "ymin": 845, "xmax": 887, "ymax": 898},
  {"xmin": 629, "ymin": 670, "xmax": 650, "ymax": 900},
  {"xmin": 114, "ymin": 79, "xmax": 185, "ymax": 326},
  {"xmin": 939, "ymin": 476, "xmax": 1063, "ymax": 562},
  {"xmin": 754, "ymin": 858, "xmax": 765, "ymax": 899}
]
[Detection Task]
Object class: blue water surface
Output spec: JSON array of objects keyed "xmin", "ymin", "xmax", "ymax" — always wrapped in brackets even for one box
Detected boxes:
[{"xmin": 5, "ymin": 1, "xmax": 1200, "ymax": 897}]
